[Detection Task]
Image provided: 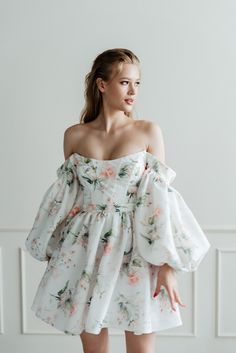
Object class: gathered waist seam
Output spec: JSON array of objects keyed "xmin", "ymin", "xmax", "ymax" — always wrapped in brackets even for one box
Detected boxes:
[{"xmin": 79, "ymin": 202, "xmax": 136, "ymax": 213}]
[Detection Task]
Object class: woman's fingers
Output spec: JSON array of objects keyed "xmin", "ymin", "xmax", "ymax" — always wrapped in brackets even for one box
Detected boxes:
[
  {"xmin": 153, "ymin": 265, "xmax": 187, "ymax": 310},
  {"xmin": 174, "ymin": 290, "xmax": 187, "ymax": 307},
  {"xmin": 165, "ymin": 287, "xmax": 187, "ymax": 310},
  {"xmin": 153, "ymin": 281, "xmax": 187, "ymax": 310},
  {"xmin": 153, "ymin": 278, "xmax": 175, "ymax": 309},
  {"xmin": 153, "ymin": 281, "xmax": 161, "ymax": 297},
  {"xmin": 165, "ymin": 286, "xmax": 177, "ymax": 311}
]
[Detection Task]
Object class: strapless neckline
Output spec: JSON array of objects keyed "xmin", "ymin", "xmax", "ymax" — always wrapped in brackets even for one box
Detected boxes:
[
  {"xmin": 72, "ymin": 149, "xmax": 147, "ymax": 162},
  {"xmin": 67, "ymin": 150, "xmax": 175, "ymax": 176}
]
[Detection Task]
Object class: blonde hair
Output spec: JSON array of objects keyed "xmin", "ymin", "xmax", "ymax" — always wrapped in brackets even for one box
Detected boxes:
[{"xmin": 79, "ymin": 48, "xmax": 140, "ymax": 124}]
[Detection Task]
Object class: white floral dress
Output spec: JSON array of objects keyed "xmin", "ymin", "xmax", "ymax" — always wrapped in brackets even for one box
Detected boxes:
[{"xmin": 25, "ymin": 150, "xmax": 211, "ymax": 335}]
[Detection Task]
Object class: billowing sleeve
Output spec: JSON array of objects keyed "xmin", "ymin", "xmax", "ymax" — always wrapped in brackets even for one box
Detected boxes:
[
  {"xmin": 134, "ymin": 153, "xmax": 211, "ymax": 272},
  {"xmin": 25, "ymin": 156, "xmax": 81, "ymax": 262}
]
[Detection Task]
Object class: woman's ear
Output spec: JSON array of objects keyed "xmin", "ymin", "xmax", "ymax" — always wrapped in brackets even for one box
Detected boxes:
[{"xmin": 96, "ymin": 77, "xmax": 106, "ymax": 93}]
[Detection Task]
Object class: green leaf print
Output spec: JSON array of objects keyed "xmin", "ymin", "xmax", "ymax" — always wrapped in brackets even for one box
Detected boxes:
[
  {"xmin": 132, "ymin": 258, "xmax": 142, "ymax": 267},
  {"xmin": 176, "ymin": 245, "xmax": 193, "ymax": 257},
  {"xmin": 101, "ymin": 229, "xmax": 112, "ymax": 243},
  {"xmin": 82, "ymin": 176, "xmax": 94, "ymax": 184},
  {"xmin": 57, "ymin": 164, "xmax": 75, "ymax": 187},
  {"xmin": 83, "ymin": 158, "xmax": 92, "ymax": 164},
  {"xmin": 97, "ymin": 204, "xmax": 108, "ymax": 212},
  {"xmin": 148, "ymin": 215, "xmax": 156, "ymax": 225},
  {"xmin": 95, "ymin": 204, "xmax": 111, "ymax": 217},
  {"xmin": 86, "ymin": 296, "xmax": 92, "ymax": 306},
  {"xmin": 46, "ymin": 199, "xmax": 62, "ymax": 216},
  {"xmin": 57, "ymin": 280, "xmax": 69, "ymax": 297},
  {"xmin": 113, "ymin": 204, "xmax": 124, "ymax": 212},
  {"xmin": 118, "ymin": 301, "xmax": 130, "ymax": 319},
  {"xmin": 151, "ymin": 160, "xmax": 159, "ymax": 173},
  {"xmin": 140, "ymin": 233, "xmax": 154, "ymax": 245},
  {"xmin": 124, "ymin": 246, "xmax": 133, "ymax": 255},
  {"xmin": 49, "ymin": 280, "xmax": 75, "ymax": 312},
  {"xmin": 82, "ymin": 175, "xmax": 104, "ymax": 190},
  {"xmin": 115, "ymin": 293, "xmax": 139, "ymax": 326},
  {"xmin": 121, "ymin": 212, "xmax": 129, "ymax": 228},
  {"xmin": 135, "ymin": 193, "xmax": 149, "ymax": 208},
  {"xmin": 118, "ymin": 165, "xmax": 129, "ymax": 178}
]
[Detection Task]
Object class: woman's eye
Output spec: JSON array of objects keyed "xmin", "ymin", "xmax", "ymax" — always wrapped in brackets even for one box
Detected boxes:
[{"xmin": 121, "ymin": 81, "xmax": 141, "ymax": 85}]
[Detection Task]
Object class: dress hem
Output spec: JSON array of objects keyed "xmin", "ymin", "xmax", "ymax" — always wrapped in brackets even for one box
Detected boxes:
[{"xmin": 31, "ymin": 305, "xmax": 183, "ymax": 336}]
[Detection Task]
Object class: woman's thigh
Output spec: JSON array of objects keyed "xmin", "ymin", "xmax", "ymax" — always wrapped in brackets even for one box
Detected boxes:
[
  {"xmin": 125, "ymin": 330, "xmax": 156, "ymax": 353},
  {"xmin": 80, "ymin": 327, "xmax": 109, "ymax": 353}
]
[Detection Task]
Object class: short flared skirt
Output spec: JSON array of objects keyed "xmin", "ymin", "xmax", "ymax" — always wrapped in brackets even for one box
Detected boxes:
[{"xmin": 30, "ymin": 210, "xmax": 183, "ymax": 335}]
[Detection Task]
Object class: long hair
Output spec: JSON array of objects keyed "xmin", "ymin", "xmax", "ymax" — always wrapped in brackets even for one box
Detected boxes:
[{"xmin": 79, "ymin": 48, "xmax": 140, "ymax": 124}]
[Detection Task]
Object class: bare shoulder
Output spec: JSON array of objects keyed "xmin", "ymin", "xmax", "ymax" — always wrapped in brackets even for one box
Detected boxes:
[
  {"xmin": 135, "ymin": 119, "xmax": 162, "ymax": 134},
  {"xmin": 136, "ymin": 119, "xmax": 166, "ymax": 163},
  {"xmin": 64, "ymin": 123, "xmax": 84, "ymax": 136},
  {"xmin": 63, "ymin": 123, "xmax": 86, "ymax": 160}
]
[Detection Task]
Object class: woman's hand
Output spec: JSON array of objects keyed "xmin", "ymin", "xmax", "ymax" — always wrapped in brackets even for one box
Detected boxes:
[{"xmin": 153, "ymin": 263, "xmax": 187, "ymax": 311}]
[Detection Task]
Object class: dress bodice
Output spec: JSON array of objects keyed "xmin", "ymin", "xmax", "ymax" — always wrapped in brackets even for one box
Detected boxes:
[
  {"xmin": 25, "ymin": 149, "xmax": 210, "ymax": 272},
  {"xmin": 69, "ymin": 150, "xmax": 147, "ymax": 213}
]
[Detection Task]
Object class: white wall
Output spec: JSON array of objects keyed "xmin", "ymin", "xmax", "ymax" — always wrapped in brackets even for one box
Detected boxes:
[{"xmin": 0, "ymin": 1, "xmax": 236, "ymax": 352}]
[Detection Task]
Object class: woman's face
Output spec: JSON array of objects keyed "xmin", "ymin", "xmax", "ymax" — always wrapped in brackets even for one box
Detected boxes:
[{"xmin": 97, "ymin": 63, "xmax": 141, "ymax": 113}]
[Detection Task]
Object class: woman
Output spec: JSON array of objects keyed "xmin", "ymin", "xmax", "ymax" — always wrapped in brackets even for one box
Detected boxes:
[{"xmin": 25, "ymin": 48, "xmax": 211, "ymax": 353}]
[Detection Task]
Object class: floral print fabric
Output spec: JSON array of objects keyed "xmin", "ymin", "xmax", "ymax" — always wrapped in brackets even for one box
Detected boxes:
[
  {"xmin": 25, "ymin": 150, "xmax": 210, "ymax": 335},
  {"xmin": 134, "ymin": 154, "xmax": 211, "ymax": 272}
]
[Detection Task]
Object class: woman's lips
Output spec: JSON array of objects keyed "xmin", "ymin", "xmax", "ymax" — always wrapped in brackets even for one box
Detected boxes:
[{"xmin": 124, "ymin": 99, "xmax": 134, "ymax": 105}]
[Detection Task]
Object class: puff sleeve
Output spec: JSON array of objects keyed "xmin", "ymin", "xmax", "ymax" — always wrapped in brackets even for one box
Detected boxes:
[
  {"xmin": 134, "ymin": 153, "xmax": 211, "ymax": 272},
  {"xmin": 25, "ymin": 156, "xmax": 80, "ymax": 262}
]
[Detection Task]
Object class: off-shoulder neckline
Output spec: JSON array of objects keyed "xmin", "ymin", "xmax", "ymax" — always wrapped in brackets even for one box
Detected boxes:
[
  {"xmin": 66, "ymin": 149, "xmax": 174, "ymax": 171},
  {"xmin": 57, "ymin": 150, "xmax": 176, "ymax": 184},
  {"xmin": 73, "ymin": 149, "xmax": 146, "ymax": 162}
]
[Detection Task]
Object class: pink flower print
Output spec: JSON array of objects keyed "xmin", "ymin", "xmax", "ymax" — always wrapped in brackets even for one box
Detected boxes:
[
  {"xmin": 154, "ymin": 207, "xmax": 161, "ymax": 217},
  {"xmin": 68, "ymin": 206, "xmax": 81, "ymax": 217},
  {"xmin": 103, "ymin": 243, "xmax": 113, "ymax": 255},
  {"xmin": 69, "ymin": 303, "xmax": 78, "ymax": 316},
  {"xmin": 86, "ymin": 203, "xmax": 96, "ymax": 211},
  {"xmin": 51, "ymin": 267, "xmax": 62, "ymax": 279},
  {"xmin": 100, "ymin": 166, "xmax": 116, "ymax": 178},
  {"xmin": 126, "ymin": 167, "xmax": 132, "ymax": 177},
  {"xmin": 59, "ymin": 292, "xmax": 69, "ymax": 306},
  {"xmin": 74, "ymin": 159, "xmax": 80, "ymax": 167},
  {"xmin": 128, "ymin": 272, "xmax": 139, "ymax": 285},
  {"xmin": 79, "ymin": 277, "xmax": 89, "ymax": 290},
  {"xmin": 106, "ymin": 197, "xmax": 114, "ymax": 210}
]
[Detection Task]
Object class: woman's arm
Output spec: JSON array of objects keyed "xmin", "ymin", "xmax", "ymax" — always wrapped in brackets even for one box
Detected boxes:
[
  {"xmin": 144, "ymin": 120, "xmax": 187, "ymax": 311},
  {"xmin": 145, "ymin": 121, "xmax": 166, "ymax": 164}
]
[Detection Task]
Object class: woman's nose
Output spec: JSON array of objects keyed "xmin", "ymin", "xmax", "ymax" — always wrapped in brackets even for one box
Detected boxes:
[{"xmin": 128, "ymin": 84, "xmax": 136, "ymax": 94}]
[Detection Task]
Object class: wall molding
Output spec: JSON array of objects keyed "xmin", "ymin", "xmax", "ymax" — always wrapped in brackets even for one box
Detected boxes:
[
  {"xmin": 0, "ymin": 248, "xmax": 4, "ymax": 334},
  {"xmin": 160, "ymin": 270, "xmax": 196, "ymax": 337},
  {"xmin": 216, "ymin": 248, "xmax": 236, "ymax": 338}
]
